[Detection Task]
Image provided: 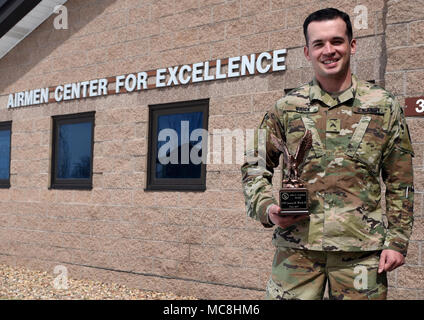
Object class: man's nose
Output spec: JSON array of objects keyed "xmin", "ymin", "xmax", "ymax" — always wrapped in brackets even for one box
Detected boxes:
[{"xmin": 322, "ymin": 43, "xmax": 335, "ymax": 55}]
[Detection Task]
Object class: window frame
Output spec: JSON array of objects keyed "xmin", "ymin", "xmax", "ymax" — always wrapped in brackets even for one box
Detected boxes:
[
  {"xmin": 146, "ymin": 99, "xmax": 209, "ymax": 192},
  {"xmin": 0, "ymin": 121, "xmax": 12, "ymax": 188},
  {"xmin": 50, "ymin": 111, "xmax": 95, "ymax": 190}
]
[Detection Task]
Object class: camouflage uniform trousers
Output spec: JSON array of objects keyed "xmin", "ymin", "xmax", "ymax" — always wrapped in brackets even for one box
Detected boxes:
[{"xmin": 266, "ymin": 247, "xmax": 388, "ymax": 300}]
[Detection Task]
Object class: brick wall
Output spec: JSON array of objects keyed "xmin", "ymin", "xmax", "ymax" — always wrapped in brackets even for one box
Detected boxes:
[{"xmin": 0, "ymin": 0, "xmax": 422, "ymax": 299}]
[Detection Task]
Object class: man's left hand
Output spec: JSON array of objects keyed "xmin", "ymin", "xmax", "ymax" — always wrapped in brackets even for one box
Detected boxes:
[{"xmin": 378, "ymin": 249, "xmax": 405, "ymax": 273}]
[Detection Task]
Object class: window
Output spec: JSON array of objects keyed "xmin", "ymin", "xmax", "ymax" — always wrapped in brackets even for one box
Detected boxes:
[
  {"xmin": 51, "ymin": 112, "xmax": 95, "ymax": 189},
  {"xmin": 147, "ymin": 99, "xmax": 209, "ymax": 191},
  {"xmin": 0, "ymin": 121, "xmax": 12, "ymax": 188}
]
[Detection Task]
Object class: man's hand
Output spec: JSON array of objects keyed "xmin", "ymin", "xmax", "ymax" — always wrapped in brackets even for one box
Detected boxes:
[
  {"xmin": 378, "ymin": 249, "xmax": 405, "ymax": 273},
  {"xmin": 268, "ymin": 204, "xmax": 309, "ymax": 228}
]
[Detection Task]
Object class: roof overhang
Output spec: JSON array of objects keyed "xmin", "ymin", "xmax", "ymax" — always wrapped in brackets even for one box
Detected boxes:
[{"xmin": 0, "ymin": 0, "xmax": 67, "ymax": 59}]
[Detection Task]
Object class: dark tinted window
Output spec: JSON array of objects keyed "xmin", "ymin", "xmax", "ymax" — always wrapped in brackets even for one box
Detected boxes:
[
  {"xmin": 51, "ymin": 112, "xmax": 95, "ymax": 189},
  {"xmin": 57, "ymin": 122, "xmax": 92, "ymax": 179},
  {"xmin": 156, "ymin": 111, "xmax": 203, "ymax": 179},
  {"xmin": 147, "ymin": 99, "xmax": 209, "ymax": 191},
  {"xmin": 0, "ymin": 121, "xmax": 11, "ymax": 188}
]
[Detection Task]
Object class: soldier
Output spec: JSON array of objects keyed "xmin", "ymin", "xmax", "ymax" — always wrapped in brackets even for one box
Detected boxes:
[{"xmin": 241, "ymin": 8, "xmax": 414, "ymax": 300}]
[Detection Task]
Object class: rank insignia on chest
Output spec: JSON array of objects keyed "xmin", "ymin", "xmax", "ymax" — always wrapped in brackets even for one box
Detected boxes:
[{"xmin": 326, "ymin": 119, "xmax": 341, "ymax": 133}]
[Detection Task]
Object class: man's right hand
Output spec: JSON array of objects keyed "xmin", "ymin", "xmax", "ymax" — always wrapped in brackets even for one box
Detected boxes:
[{"xmin": 268, "ymin": 204, "xmax": 309, "ymax": 228}]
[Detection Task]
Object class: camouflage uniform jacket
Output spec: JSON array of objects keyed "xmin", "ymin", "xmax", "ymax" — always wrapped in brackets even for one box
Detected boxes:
[{"xmin": 241, "ymin": 74, "xmax": 414, "ymax": 256}]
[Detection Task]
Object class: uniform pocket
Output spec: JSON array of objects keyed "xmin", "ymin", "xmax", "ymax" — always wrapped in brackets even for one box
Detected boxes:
[
  {"xmin": 345, "ymin": 107, "xmax": 388, "ymax": 175},
  {"xmin": 284, "ymin": 106, "xmax": 324, "ymax": 159}
]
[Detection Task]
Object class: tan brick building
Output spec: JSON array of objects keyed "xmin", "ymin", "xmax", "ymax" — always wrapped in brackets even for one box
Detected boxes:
[{"xmin": 0, "ymin": 0, "xmax": 423, "ymax": 299}]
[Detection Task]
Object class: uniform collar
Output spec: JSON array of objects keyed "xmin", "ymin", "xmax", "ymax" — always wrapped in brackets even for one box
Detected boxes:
[{"xmin": 309, "ymin": 74, "xmax": 358, "ymax": 108}]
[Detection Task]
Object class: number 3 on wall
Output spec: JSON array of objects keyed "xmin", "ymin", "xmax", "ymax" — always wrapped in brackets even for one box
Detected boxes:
[{"xmin": 416, "ymin": 99, "xmax": 424, "ymax": 113}]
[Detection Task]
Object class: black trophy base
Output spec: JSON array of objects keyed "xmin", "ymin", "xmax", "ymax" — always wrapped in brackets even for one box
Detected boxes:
[{"xmin": 279, "ymin": 187, "xmax": 309, "ymax": 215}]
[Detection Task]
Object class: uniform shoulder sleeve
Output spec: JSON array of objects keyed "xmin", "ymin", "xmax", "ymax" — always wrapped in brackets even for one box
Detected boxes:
[
  {"xmin": 383, "ymin": 95, "xmax": 414, "ymax": 160},
  {"xmin": 381, "ymin": 95, "xmax": 415, "ymax": 256}
]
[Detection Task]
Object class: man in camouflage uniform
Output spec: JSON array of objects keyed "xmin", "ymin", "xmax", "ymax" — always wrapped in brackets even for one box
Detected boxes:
[{"xmin": 241, "ymin": 8, "xmax": 414, "ymax": 300}]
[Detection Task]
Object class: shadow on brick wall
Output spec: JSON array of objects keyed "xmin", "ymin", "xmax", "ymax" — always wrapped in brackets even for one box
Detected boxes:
[{"xmin": 0, "ymin": 0, "xmax": 120, "ymax": 94}]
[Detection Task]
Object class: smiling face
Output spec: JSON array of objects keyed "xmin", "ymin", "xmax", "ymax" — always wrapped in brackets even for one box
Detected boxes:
[{"xmin": 304, "ymin": 17, "xmax": 356, "ymax": 84}]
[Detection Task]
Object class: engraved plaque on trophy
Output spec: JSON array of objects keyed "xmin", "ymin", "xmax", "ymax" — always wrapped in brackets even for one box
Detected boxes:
[{"xmin": 270, "ymin": 130, "xmax": 313, "ymax": 216}]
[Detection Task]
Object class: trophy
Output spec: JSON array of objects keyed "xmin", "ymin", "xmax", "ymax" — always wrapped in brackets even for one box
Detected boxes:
[{"xmin": 270, "ymin": 130, "xmax": 313, "ymax": 215}]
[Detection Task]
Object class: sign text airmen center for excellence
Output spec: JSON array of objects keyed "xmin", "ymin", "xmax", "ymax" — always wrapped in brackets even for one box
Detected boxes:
[{"xmin": 6, "ymin": 49, "xmax": 287, "ymax": 109}]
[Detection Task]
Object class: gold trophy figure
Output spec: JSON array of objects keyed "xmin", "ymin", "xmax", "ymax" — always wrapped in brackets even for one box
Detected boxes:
[{"xmin": 270, "ymin": 130, "xmax": 313, "ymax": 215}]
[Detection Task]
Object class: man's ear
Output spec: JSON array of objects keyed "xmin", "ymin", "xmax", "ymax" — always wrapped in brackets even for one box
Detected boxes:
[
  {"xmin": 304, "ymin": 45, "xmax": 311, "ymax": 61},
  {"xmin": 350, "ymin": 38, "xmax": 357, "ymax": 55}
]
